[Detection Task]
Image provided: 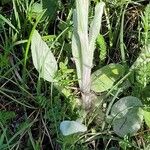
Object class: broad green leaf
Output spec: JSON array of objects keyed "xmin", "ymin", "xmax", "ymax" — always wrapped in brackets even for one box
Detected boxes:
[
  {"xmin": 91, "ymin": 63, "xmax": 125, "ymax": 92},
  {"xmin": 142, "ymin": 109, "xmax": 150, "ymax": 128},
  {"xmin": 111, "ymin": 96, "xmax": 143, "ymax": 137},
  {"xmin": 60, "ymin": 120, "xmax": 87, "ymax": 136},
  {"xmin": 89, "ymin": 2, "xmax": 105, "ymax": 65},
  {"xmin": 31, "ymin": 30, "xmax": 58, "ymax": 82}
]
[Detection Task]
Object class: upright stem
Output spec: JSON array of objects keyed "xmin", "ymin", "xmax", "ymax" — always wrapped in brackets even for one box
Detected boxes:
[
  {"xmin": 81, "ymin": 67, "xmax": 92, "ymax": 109},
  {"xmin": 76, "ymin": 0, "xmax": 92, "ymax": 109}
]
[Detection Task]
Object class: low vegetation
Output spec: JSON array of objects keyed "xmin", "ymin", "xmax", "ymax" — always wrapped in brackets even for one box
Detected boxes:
[{"xmin": 0, "ymin": 0, "xmax": 150, "ymax": 149}]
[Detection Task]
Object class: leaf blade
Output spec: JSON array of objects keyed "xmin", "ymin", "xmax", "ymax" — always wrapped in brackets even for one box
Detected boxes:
[
  {"xmin": 72, "ymin": 10, "xmax": 82, "ymax": 86},
  {"xmin": 60, "ymin": 120, "xmax": 87, "ymax": 136},
  {"xmin": 31, "ymin": 30, "xmax": 58, "ymax": 82},
  {"xmin": 111, "ymin": 96, "xmax": 143, "ymax": 137},
  {"xmin": 91, "ymin": 63, "xmax": 125, "ymax": 92},
  {"xmin": 142, "ymin": 109, "xmax": 150, "ymax": 128},
  {"xmin": 89, "ymin": 2, "xmax": 105, "ymax": 59}
]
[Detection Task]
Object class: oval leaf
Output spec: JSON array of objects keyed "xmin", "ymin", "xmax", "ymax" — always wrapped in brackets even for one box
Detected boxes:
[
  {"xmin": 91, "ymin": 63, "xmax": 125, "ymax": 92},
  {"xmin": 31, "ymin": 30, "xmax": 58, "ymax": 82},
  {"xmin": 60, "ymin": 120, "xmax": 87, "ymax": 136},
  {"xmin": 111, "ymin": 96, "xmax": 143, "ymax": 137}
]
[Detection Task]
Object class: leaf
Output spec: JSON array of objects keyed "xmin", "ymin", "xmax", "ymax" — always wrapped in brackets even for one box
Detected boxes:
[
  {"xmin": 75, "ymin": 0, "xmax": 91, "ymax": 90},
  {"xmin": 42, "ymin": 0, "xmax": 59, "ymax": 20},
  {"xmin": 111, "ymin": 96, "xmax": 143, "ymax": 137},
  {"xmin": 0, "ymin": 14, "xmax": 18, "ymax": 33},
  {"xmin": 72, "ymin": 10, "xmax": 82, "ymax": 86},
  {"xmin": 97, "ymin": 34, "xmax": 107, "ymax": 63},
  {"xmin": 0, "ymin": 128, "xmax": 7, "ymax": 147},
  {"xmin": 32, "ymin": 3, "xmax": 43, "ymax": 14},
  {"xmin": 91, "ymin": 63, "xmax": 125, "ymax": 92},
  {"xmin": 76, "ymin": 0, "xmax": 89, "ymax": 33},
  {"xmin": 142, "ymin": 109, "xmax": 150, "ymax": 128},
  {"xmin": 60, "ymin": 120, "xmax": 87, "ymax": 136},
  {"xmin": 31, "ymin": 30, "xmax": 58, "ymax": 82},
  {"xmin": 89, "ymin": 2, "xmax": 105, "ymax": 62},
  {"xmin": 0, "ymin": 111, "xmax": 16, "ymax": 125}
]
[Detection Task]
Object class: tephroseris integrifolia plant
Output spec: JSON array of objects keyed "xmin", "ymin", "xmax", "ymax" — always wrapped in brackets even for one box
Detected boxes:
[
  {"xmin": 31, "ymin": 1, "xmax": 105, "ymax": 110},
  {"xmin": 72, "ymin": 0, "xmax": 105, "ymax": 109}
]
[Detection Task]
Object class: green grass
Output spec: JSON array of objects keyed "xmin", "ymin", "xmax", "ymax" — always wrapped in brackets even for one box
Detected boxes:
[{"xmin": 0, "ymin": 0, "xmax": 150, "ymax": 149}]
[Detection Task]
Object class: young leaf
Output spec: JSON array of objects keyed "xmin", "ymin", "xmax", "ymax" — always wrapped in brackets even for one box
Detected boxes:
[
  {"xmin": 60, "ymin": 120, "xmax": 87, "ymax": 136},
  {"xmin": 111, "ymin": 96, "xmax": 143, "ymax": 137},
  {"xmin": 76, "ymin": 0, "xmax": 89, "ymax": 33},
  {"xmin": 91, "ymin": 63, "xmax": 125, "ymax": 92},
  {"xmin": 31, "ymin": 30, "xmax": 58, "ymax": 82},
  {"xmin": 76, "ymin": 0, "xmax": 91, "ymax": 92},
  {"xmin": 89, "ymin": 2, "xmax": 105, "ymax": 63},
  {"xmin": 72, "ymin": 10, "xmax": 82, "ymax": 86}
]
